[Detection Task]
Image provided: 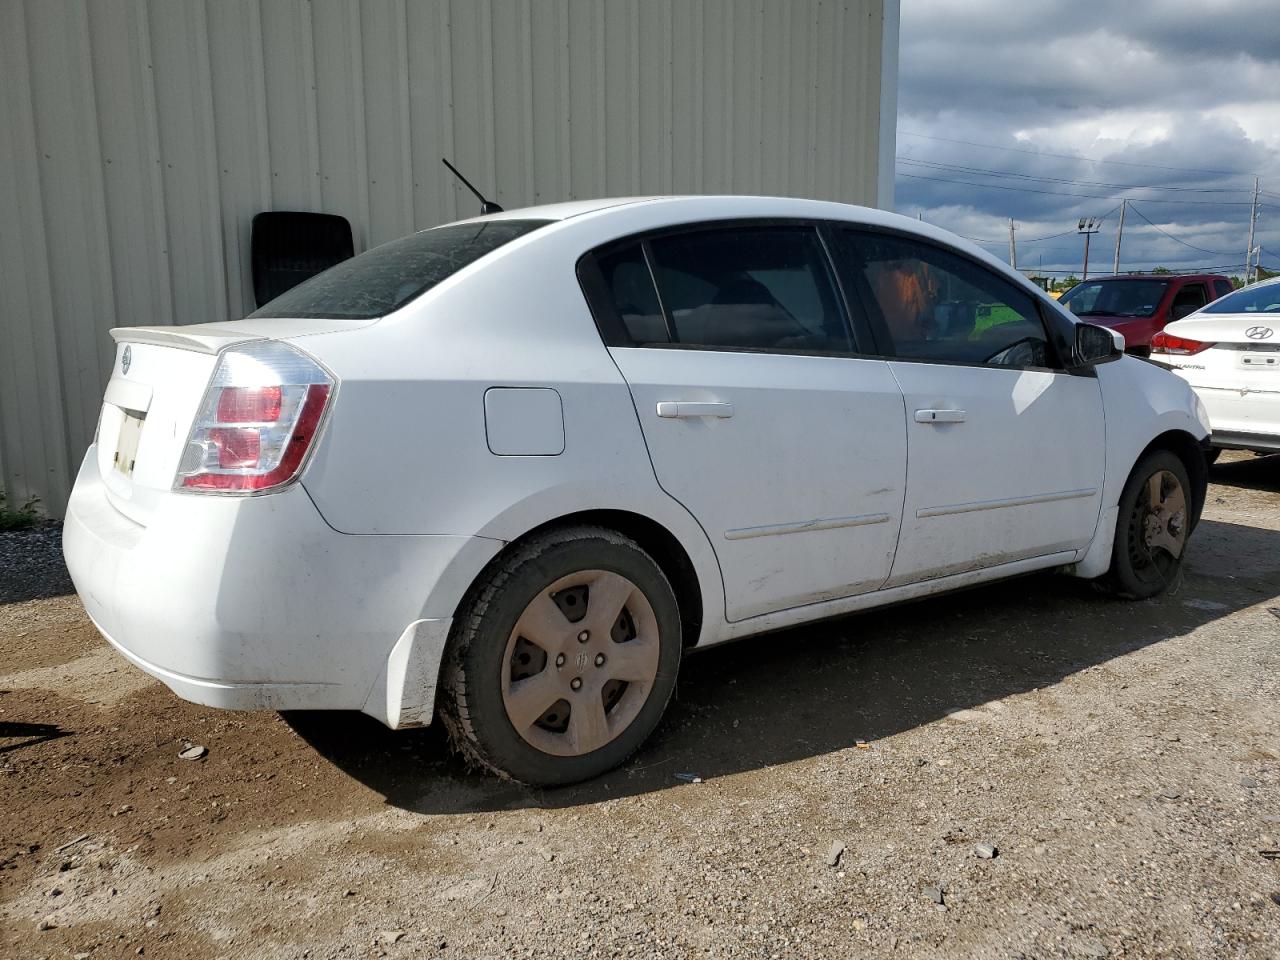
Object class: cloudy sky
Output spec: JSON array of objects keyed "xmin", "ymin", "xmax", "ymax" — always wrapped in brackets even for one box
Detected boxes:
[{"xmin": 895, "ymin": 0, "xmax": 1280, "ymax": 277}]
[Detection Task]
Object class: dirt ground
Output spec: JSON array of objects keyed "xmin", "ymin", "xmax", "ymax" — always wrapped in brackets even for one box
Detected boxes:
[{"xmin": 2, "ymin": 452, "xmax": 1279, "ymax": 960}]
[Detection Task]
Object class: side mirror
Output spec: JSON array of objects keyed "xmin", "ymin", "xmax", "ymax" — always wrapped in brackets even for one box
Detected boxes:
[{"xmin": 1074, "ymin": 322, "xmax": 1124, "ymax": 368}]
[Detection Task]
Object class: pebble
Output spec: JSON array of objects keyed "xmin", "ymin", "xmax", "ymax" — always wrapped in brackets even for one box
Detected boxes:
[
  {"xmin": 825, "ymin": 840, "xmax": 846, "ymax": 867},
  {"xmin": 923, "ymin": 885, "xmax": 945, "ymax": 905},
  {"xmin": 974, "ymin": 842, "xmax": 998, "ymax": 859},
  {"xmin": 1077, "ymin": 937, "xmax": 1109, "ymax": 958},
  {"xmin": 1241, "ymin": 776, "xmax": 1259, "ymax": 789},
  {"xmin": 1160, "ymin": 789, "xmax": 1181, "ymax": 800},
  {"xmin": 178, "ymin": 744, "xmax": 207, "ymax": 761},
  {"xmin": 378, "ymin": 931, "xmax": 406, "ymax": 944},
  {"xmin": 36, "ymin": 917, "xmax": 56, "ymax": 931}
]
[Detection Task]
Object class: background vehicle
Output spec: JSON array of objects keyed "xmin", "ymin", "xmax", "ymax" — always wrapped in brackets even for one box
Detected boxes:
[
  {"xmin": 1154, "ymin": 276, "xmax": 1280, "ymax": 456},
  {"xmin": 1060, "ymin": 273, "xmax": 1233, "ymax": 355},
  {"xmin": 63, "ymin": 197, "xmax": 1211, "ymax": 786}
]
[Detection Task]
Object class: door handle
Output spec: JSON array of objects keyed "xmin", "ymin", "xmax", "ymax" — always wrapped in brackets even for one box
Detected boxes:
[
  {"xmin": 656, "ymin": 401, "xmax": 735, "ymax": 419},
  {"xmin": 914, "ymin": 408, "xmax": 967, "ymax": 424}
]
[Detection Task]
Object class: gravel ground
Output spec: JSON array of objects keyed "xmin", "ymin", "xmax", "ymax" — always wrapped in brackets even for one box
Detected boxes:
[
  {"xmin": 0, "ymin": 522, "xmax": 72, "ymax": 605},
  {"xmin": 1, "ymin": 453, "xmax": 1278, "ymax": 959}
]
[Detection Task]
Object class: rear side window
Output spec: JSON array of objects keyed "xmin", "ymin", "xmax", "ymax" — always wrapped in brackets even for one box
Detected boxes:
[
  {"xmin": 650, "ymin": 228, "xmax": 851, "ymax": 352},
  {"xmin": 600, "ymin": 227, "xmax": 853, "ymax": 353},
  {"xmin": 839, "ymin": 230, "xmax": 1055, "ymax": 369},
  {"xmin": 1214, "ymin": 278, "xmax": 1234, "ymax": 299},
  {"xmin": 250, "ymin": 219, "xmax": 549, "ymax": 319}
]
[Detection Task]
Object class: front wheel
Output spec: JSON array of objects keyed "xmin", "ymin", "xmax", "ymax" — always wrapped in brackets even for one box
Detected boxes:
[
  {"xmin": 1103, "ymin": 450, "xmax": 1192, "ymax": 599},
  {"xmin": 439, "ymin": 526, "xmax": 682, "ymax": 786}
]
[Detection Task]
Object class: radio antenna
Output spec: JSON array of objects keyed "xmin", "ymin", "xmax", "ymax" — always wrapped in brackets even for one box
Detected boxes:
[{"xmin": 441, "ymin": 158, "xmax": 504, "ymax": 215}]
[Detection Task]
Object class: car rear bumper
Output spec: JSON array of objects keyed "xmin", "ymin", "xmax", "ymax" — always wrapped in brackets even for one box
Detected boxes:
[
  {"xmin": 63, "ymin": 448, "xmax": 501, "ymax": 724},
  {"xmin": 1192, "ymin": 385, "xmax": 1280, "ymax": 452}
]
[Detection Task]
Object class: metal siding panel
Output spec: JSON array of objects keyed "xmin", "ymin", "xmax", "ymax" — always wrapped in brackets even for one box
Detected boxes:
[
  {"xmin": 259, "ymin": 0, "xmax": 321, "ymax": 211},
  {"xmin": 146, "ymin": 0, "xmax": 228, "ymax": 325},
  {"xmin": 24, "ymin": 0, "xmax": 118, "ymax": 481},
  {"xmin": 0, "ymin": 1, "xmax": 71, "ymax": 514},
  {"xmin": 204, "ymin": 0, "xmax": 273, "ymax": 317},
  {"xmin": 360, "ymin": 0, "xmax": 415, "ymax": 246},
  {"xmin": 311, "ymin": 0, "xmax": 369, "ymax": 249},
  {"xmin": 406, "ymin": 0, "xmax": 454, "ymax": 229},
  {"xmin": 88, "ymin": 0, "xmax": 174, "ymax": 329}
]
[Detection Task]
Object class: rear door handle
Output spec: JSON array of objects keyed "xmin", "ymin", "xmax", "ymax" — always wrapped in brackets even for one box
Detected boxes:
[
  {"xmin": 914, "ymin": 408, "xmax": 967, "ymax": 424},
  {"xmin": 656, "ymin": 401, "xmax": 735, "ymax": 419}
]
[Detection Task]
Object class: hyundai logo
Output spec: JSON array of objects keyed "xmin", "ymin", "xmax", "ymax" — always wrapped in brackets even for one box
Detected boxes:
[
  {"xmin": 1245, "ymin": 326, "xmax": 1273, "ymax": 340},
  {"xmin": 121, "ymin": 345, "xmax": 132, "ymax": 374}
]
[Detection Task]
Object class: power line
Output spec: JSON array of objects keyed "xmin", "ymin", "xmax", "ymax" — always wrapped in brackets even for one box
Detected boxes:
[
  {"xmin": 897, "ymin": 156, "xmax": 1255, "ymax": 195},
  {"xmin": 897, "ymin": 131, "xmax": 1257, "ymax": 179},
  {"xmin": 1126, "ymin": 203, "xmax": 1238, "ymax": 256},
  {"xmin": 896, "ymin": 171, "xmax": 1255, "ymax": 206}
]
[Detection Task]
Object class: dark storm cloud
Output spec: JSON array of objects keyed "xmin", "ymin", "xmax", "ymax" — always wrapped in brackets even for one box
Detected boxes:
[{"xmin": 895, "ymin": 0, "xmax": 1280, "ymax": 275}]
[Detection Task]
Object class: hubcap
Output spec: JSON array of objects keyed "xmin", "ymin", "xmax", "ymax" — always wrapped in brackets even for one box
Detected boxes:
[
  {"xmin": 1127, "ymin": 468, "xmax": 1188, "ymax": 585},
  {"xmin": 501, "ymin": 570, "xmax": 660, "ymax": 757}
]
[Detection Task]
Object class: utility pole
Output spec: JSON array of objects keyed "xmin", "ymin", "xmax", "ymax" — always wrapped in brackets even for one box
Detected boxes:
[
  {"xmin": 1008, "ymin": 218, "xmax": 1017, "ymax": 270},
  {"xmin": 1245, "ymin": 176, "xmax": 1260, "ymax": 284},
  {"xmin": 1078, "ymin": 216, "xmax": 1101, "ymax": 280},
  {"xmin": 1112, "ymin": 198, "xmax": 1127, "ymax": 275}
]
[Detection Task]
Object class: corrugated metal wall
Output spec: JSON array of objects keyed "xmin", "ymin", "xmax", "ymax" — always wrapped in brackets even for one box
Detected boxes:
[{"xmin": 0, "ymin": 0, "xmax": 892, "ymax": 517}]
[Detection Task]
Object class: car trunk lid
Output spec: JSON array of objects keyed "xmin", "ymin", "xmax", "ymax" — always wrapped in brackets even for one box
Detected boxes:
[{"xmin": 98, "ymin": 318, "xmax": 365, "ymax": 525}]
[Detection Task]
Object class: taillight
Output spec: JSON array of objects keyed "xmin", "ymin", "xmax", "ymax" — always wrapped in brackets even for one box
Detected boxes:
[
  {"xmin": 1151, "ymin": 331, "xmax": 1213, "ymax": 355},
  {"xmin": 176, "ymin": 342, "xmax": 335, "ymax": 494}
]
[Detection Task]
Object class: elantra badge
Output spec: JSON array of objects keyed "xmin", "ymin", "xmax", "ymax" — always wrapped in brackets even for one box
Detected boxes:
[
  {"xmin": 1245, "ymin": 326, "xmax": 1273, "ymax": 340},
  {"xmin": 121, "ymin": 345, "xmax": 132, "ymax": 374}
]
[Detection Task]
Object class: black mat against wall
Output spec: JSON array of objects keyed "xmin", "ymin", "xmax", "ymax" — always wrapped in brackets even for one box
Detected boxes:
[{"xmin": 251, "ymin": 211, "xmax": 355, "ymax": 308}]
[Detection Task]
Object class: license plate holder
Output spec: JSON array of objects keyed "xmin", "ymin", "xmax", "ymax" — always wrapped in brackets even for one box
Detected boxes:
[{"xmin": 113, "ymin": 410, "xmax": 146, "ymax": 478}]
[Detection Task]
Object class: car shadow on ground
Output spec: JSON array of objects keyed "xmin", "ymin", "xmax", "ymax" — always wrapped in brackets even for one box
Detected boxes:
[
  {"xmin": 284, "ymin": 517, "xmax": 1280, "ymax": 815},
  {"xmin": 1208, "ymin": 452, "xmax": 1280, "ymax": 493}
]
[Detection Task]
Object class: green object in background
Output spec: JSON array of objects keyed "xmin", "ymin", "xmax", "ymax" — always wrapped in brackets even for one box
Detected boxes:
[{"xmin": 972, "ymin": 303, "xmax": 1022, "ymax": 337}]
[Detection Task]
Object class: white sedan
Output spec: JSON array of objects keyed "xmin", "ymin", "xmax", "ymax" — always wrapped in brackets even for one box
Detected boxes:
[
  {"xmin": 1153, "ymin": 276, "xmax": 1280, "ymax": 456},
  {"xmin": 64, "ymin": 196, "xmax": 1211, "ymax": 785}
]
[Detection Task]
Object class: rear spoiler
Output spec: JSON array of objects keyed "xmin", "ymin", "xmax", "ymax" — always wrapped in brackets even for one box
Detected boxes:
[{"xmin": 109, "ymin": 326, "xmax": 257, "ymax": 356}]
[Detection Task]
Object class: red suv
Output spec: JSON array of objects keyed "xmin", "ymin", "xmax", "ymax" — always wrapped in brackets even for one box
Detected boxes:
[{"xmin": 1058, "ymin": 273, "xmax": 1234, "ymax": 355}]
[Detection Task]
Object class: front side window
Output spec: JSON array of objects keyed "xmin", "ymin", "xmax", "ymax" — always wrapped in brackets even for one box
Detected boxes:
[
  {"xmin": 839, "ymin": 231, "xmax": 1054, "ymax": 368},
  {"xmin": 1170, "ymin": 282, "xmax": 1208, "ymax": 319},
  {"xmin": 250, "ymin": 219, "xmax": 549, "ymax": 319}
]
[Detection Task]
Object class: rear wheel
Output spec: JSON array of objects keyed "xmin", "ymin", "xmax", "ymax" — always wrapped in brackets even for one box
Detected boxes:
[
  {"xmin": 439, "ymin": 526, "xmax": 681, "ymax": 786},
  {"xmin": 1104, "ymin": 450, "xmax": 1191, "ymax": 599}
]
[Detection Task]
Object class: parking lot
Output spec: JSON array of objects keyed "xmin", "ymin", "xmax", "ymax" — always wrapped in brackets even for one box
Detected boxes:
[{"xmin": 2, "ymin": 452, "xmax": 1278, "ymax": 959}]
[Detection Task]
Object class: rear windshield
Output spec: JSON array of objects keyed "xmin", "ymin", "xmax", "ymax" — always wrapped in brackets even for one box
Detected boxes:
[
  {"xmin": 250, "ymin": 219, "xmax": 550, "ymax": 319},
  {"xmin": 1202, "ymin": 282, "xmax": 1280, "ymax": 314},
  {"xmin": 1059, "ymin": 279, "xmax": 1169, "ymax": 318}
]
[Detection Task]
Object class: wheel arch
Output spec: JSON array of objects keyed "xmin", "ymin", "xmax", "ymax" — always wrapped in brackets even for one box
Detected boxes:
[
  {"xmin": 1137, "ymin": 428, "xmax": 1208, "ymax": 530},
  {"xmin": 474, "ymin": 508, "xmax": 705, "ymax": 649}
]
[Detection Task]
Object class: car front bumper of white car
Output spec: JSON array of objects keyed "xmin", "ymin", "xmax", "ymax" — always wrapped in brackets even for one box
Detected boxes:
[{"xmin": 62, "ymin": 447, "xmax": 500, "ymax": 726}]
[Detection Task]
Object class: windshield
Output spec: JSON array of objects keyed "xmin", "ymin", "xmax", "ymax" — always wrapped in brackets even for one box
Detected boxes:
[
  {"xmin": 1060, "ymin": 279, "xmax": 1169, "ymax": 318},
  {"xmin": 250, "ymin": 219, "xmax": 550, "ymax": 319},
  {"xmin": 1202, "ymin": 281, "xmax": 1280, "ymax": 314}
]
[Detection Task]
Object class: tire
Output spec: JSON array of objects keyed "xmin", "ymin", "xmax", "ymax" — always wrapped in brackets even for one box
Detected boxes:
[
  {"xmin": 1203, "ymin": 448, "xmax": 1221, "ymax": 468},
  {"xmin": 1103, "ymin": 450, "xmax": 1193, "ymax": 599},
  {"xmin": 439, "ymin": 525, "xmax": 682, "ymax": 786}
]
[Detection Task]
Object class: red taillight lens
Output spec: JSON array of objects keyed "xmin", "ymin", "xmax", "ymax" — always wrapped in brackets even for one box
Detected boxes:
[
  {"xmin": 216, "ymin": 385, "xmax": 282, "ymax": 423},
  {"xmin": 1151, "ymin": 331, "xmax": 1213, "ymax": 355},
  {"xmin": 176, "ymin": 343, "xmax": 334, "ymax": 495}
]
